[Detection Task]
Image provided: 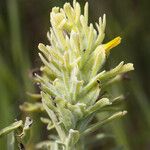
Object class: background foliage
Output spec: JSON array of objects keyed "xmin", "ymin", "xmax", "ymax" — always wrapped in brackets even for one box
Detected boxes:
[{"xmin": 0, "ymin": 0, "xmax": 150, "ymax": 149}]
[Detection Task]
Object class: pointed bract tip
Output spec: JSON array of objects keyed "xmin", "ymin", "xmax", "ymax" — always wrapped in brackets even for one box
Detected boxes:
[{"xmin": 122, "ymin": 110, "xmax": 128, "ymax": 115}]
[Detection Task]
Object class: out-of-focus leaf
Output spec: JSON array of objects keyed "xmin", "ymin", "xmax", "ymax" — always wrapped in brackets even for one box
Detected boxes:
[
  {"xmin": 19, "ymin": 102, "xmax": 44, "ymax": 112},
  {"xmin": 0, "ymin": 120, "xmax": 23, "ymax": 137}
]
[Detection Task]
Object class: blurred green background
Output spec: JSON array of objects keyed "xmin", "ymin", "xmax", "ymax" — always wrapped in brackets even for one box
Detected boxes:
[{"xmin": 0, "ymin": 0, "xmax": 150, "ymax": 149}]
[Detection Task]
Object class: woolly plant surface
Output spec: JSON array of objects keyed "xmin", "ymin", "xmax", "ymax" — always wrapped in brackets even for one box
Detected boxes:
[{"xmin": 0, "ymin": 0, "xmax": 134, "ymax": 150}]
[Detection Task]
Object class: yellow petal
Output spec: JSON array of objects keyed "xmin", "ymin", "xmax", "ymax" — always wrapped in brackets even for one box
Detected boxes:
[{"xmin": 104, "ymin": 36, "xmax": 121, "ymax": 54}]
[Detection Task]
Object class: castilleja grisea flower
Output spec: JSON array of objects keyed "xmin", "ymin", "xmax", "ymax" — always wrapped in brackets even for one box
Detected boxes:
[{"xmin": 0, "ymin": 1, "xmax": 134, "ymax": 149}]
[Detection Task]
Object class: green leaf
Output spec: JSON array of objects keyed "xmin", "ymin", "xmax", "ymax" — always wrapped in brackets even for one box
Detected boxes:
[
  {"xmin": 0, "ymin": 120, "xmax": 23, "ymax": 137},
  {"xmin": 86, "ymin": 98, "xmax": 112, "ymax": 116},
  {"xmin": 58, "ymin": 107, "xmax": 76, "ymax": 130},
  {"xmin": 66, "ymin": 129, "xmax": 80, "ymax": 147},
  {"xmin": 19, "ymin": 102, "xmax": 44, "ymax": 112}
]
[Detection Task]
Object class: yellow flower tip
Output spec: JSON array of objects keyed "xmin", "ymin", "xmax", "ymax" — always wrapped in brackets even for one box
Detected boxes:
[{"xmin": 104, "ymin": 36, "xmax": 122, "ymax": 54}]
